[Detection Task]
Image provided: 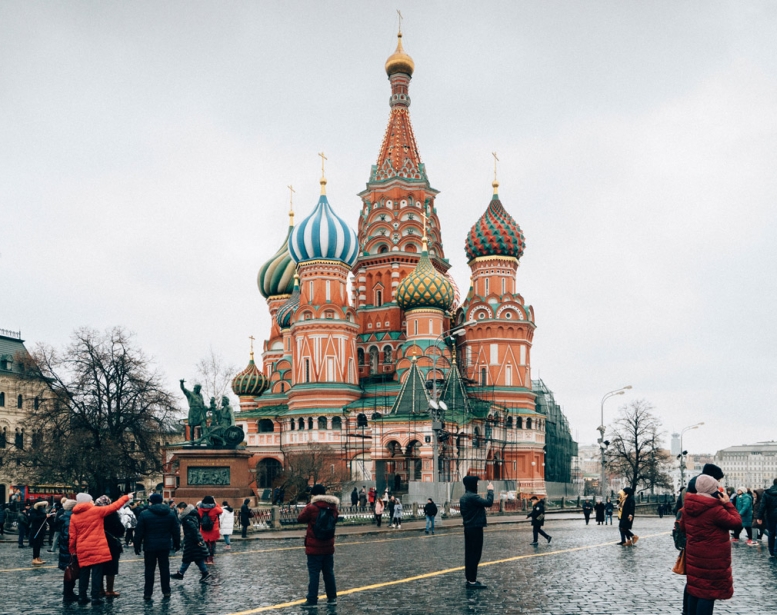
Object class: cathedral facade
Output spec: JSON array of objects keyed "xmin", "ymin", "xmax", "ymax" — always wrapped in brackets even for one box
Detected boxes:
[{"xmin": 232, "ymin": 33, "xmax": 548, "ymax": 497}]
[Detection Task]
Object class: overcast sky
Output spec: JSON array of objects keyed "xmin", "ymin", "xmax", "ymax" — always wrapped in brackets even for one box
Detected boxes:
[{"xmin": 2, "ymin": 2, "xmax": 776, "ymax": 455}]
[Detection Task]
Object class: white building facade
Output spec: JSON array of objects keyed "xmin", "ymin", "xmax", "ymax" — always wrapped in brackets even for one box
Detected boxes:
[{"xmin": 714, "ymin": 442, "xmax": 777, "ymax": 490}]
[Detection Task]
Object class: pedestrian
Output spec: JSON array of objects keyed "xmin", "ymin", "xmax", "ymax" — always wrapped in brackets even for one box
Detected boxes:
[
  {"xmin": 368, "ymin": 487, "xmax": 376, "ymax": 510},
  {"xmin": 134, "ymin": 492, "xmax": 180, "ymax": 601},
  {"xmin": 374, "ymin": 495, "xmax": 384, "ymax": 527},
  {"xmin": 297, "ymin": 483, "xmax": 339, "ymax": 609},
  {"xmin": 29, "ymin": 499, "xmax": 51, "ymax": 565},
  {"xmin": 679, "ymin": 474, "xmax": 742, "ymax": 615},
  {"xmin": 48, "ymin": 497, "xmax": 67, "ymax": 553},
  {"xmin": 350, "ymin": 487, "xmax": 358, "ymax": 508},
  {"xmin": 594, "ymin": 499, "xmax": 605, "ymax": 525},
  {"xmin": 278, "ymin": 487, "xmax": 286, "ymax": 505},
  {"xmin": 119, "ymin": 503, "xmax": 137, "ymax": 546},
  {"xmin": 392, "ymin": 497, "xmax": 403, "ymax": 529},
  {"xmin": 754, "ymin": 477, "xmax": 777, "ymax": 557},
  {"xmin": 658, "ymin": 502, "xmax": 665, "ymax": 518},
  {"xmin": 424, "ymin": 498, "xmax": 438, "ymax": 535},
  {"xmin": 240, "ymin": 498, "xmax": 252, "ymax": 538},
  {"xmin": 58, "ymin": 498, "xmax": 78, "ymax": 603},
  {"xmin": 70, "ymin": 492, "xmax": 132, "ymax": 605},
  {"xmin": 460, "ymin": 476, "xmax": 494, "ymax": 589},
  {"xmin": 582, "ymin": 499, "xmax": 593, "ymax": 526},
  {"xmin": 272, "ymin": 487, "xmax": 280, "ymax": 505},
  {"xmin": 0, "ymin": 503, "xmax": 6, "ymax": 536},
  {"xmin": 95, "ymin": 495, "xmax": 125, "ymax": 598},
  {"xmin": 359, "ymin": 486, "xmax": 367, "ymax": 510},
  {"xmin": 220, "ymin": 501, "xmax": 234, "ymax": 550},
  {"xmin": 197, "ymin": 495, "xmax": 222, "ymax": 563},
  {"xmin": 527, "ymin": 495, "xmax": 552, "ymax": 546},
  {"xmin": 731, "ymin": 487, "xmax": 753, "ymax": 544},
  {"xmin": 47, "ymin": 498, "xmax": 60, "ymax": 546},
  {"xmin": 617, "ymin": 487, "xmax": 638, "ymax": 546},
  {"xmin": 387, "ymin": 495, "xmax": 395, "ymax": 526},
  {"xmin": 604, "ymin": 498, "xmax": 614, "ymax": 525},
  {"xmin": 750, "ymin": 489, "xmax": 762, "ymax": 543},
  {"xmin": 172, "ymin": 503, "xmax": 211, "ymax": 582},
  {"xmin": 17, "ymin": 503, "xmax": 30, "ymax": 548}
]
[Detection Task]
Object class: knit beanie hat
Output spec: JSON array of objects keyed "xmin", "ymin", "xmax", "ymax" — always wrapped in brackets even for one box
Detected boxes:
[
  {"xmin": 76, "ymin": 493, "xmax": 93, "ymax": 504},
  {"xmin": 95, "ymin": 495, "xmax": 112, "ymax": 507},
  {"xmin": 63, "ymin": 499, "xmax": 77, "ymax": 511},
  {"xmin": 702, "ymin": 463, "xmax": 725, "ymax": 480},
  {"xmin": 695, "ymin": 474, "xmax": 719, "ymax": 495},
  {"xmin": 463, "ymin": 475, "xmax": 479, "ymax": 492},
  {"xmin": 310, "ymin": 484, "xmax": 326, "ymax": 496},
  {"xmin": 149, "ymin": 493, "xmax": 163, "ymax": 504}
]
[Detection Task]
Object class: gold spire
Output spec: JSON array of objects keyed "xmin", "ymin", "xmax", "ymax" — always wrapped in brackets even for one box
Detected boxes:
[
  {"xmin": 287, "ymin": 184, "xmax": 295, "ymax": 224},
  {"xmin": 421, "ymin": 206, "xmax": 429, "ymax": 252},
  {"xmin": 318, "ymin": 151, "xmax": 328, "ymax": 195},
  {"xmin": 249, "ymin": 335, "xmax": 255, "ymax": 362},
  {"xmin": 385, "ymin": 29, "xmax": 415, "ymax": 77},
  {"xmin": 492, "ymin": 151, "xmax": 500, "ymax": 195}
]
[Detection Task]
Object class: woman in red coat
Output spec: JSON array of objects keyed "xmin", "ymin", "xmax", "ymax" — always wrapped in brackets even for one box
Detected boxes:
[
  {"xmin": 679, "ymin": 474, "xmax": 741, "ymax": 615},
  {"xmin": 197, "ymin": 495, "xmax": 222, "ymax": 564}
]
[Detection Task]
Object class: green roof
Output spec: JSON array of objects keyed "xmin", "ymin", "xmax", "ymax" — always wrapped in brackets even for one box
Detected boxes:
[{"xmin": 390, "ymin": 360, "xmax": 430, "ymax": 416}]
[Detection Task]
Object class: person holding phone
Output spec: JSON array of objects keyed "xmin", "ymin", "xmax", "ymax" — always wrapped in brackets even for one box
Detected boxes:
[{"xmin": 460, "ymin": 476, "xmax": 494, "ymax": 590}]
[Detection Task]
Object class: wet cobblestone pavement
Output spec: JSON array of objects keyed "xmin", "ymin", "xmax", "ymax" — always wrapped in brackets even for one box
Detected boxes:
[{"xmin": 1, "ymin": 518, "xmax": 775, "ymax": 614}]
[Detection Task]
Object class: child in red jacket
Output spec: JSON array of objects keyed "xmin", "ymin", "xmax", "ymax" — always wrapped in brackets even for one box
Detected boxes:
[{"xmin": 297, "ymin": 484, "xmax": 339, "ymax": 608}]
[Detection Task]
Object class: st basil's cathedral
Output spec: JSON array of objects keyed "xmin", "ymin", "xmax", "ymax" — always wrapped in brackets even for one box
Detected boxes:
[{"xmin": 230, "ymin": 32, "xmax": 559, "ymax": 498}]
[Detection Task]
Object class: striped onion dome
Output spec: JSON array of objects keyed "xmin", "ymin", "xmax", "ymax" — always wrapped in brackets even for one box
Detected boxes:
[
  {"xmin": 465, "ymin": 183, "xmax": 526, "ymax": 262},
  {"xmin": 289, "ymin": 188, "xmax": 358, "ymax": 267},
  {"xmin": 276, "ymin": 275, "xmax": 301, "ymax": 329},
  {"xmin": 257, "ymin": 221, "xmax": 296, "ymax": 299},
  {"xmin": 396, "ymin": 240, "xmax": 454, "ymax": 312},
  {"xmin": 231, "ymin": 356, "xmax": 270, "ymax": 397}
]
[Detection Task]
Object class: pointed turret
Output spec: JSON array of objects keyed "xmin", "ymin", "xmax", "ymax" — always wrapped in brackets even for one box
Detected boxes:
[{"xmin": 390, "ymin": 357, "xmax": 430, "ymax": 416}]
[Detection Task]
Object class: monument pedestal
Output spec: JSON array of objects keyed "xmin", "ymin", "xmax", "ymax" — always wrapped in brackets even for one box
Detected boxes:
[{"xmin": 172, "ymin": 448, "xmax": 256, "ymax": 508}]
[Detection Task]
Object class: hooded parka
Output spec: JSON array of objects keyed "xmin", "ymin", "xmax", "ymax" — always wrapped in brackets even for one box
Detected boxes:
[
  {"xmin": 679, "ymin": 493, "xmax": 741, "ymax": 601},
  {"xmin": 179, "ymin": 505, "xmax": 210, "ymax": 564},
  {"xmin": 69, "ymin": 495, "xmax": 129, "ymax": 567},
  {"xmin": 134, "ymin": 503, "xmax": 181, "ymax": 553},
  {"xmin": 297, "ymin": 495, "xmax": 339, "ymax": 555},
  {"xmin": 197, "ymin": 503, "xmax": 223, "ymax": 542}
]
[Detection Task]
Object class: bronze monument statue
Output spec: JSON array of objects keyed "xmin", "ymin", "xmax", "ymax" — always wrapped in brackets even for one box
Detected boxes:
[{"xmin": 177, "ymin": 380, "xmax": 244, "ymax": 449}]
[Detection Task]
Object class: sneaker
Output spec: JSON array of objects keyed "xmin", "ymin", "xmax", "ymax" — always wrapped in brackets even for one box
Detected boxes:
[
  {"xmin": 547, "ymin": 535, "xmax": 552, "ymax": 544},
  {"xmin": 327, "ymin": 597, "xmax": 337, "ymax": 605},
  {"xmin": 77, "ymin": 597, "xmax": 91, "ymax": 606},
  {"xmin": 530, "ymin": 541, "xmax": 538, "ymax": 546},
  {"xmin": 747, "ymin": 540, "xmax": 756, "ymax": 546},
  {"xmin": 143, "ymin": 595, "xmax": 152, "ymax": 601},
  {"xmin": 171, "ymin": 572, "xmax": 184, "ymax": 580},
  {"xmin": 200, "ymin": 572, "xmax": 211, "ymax": 583},
  {"xmin": 225, "ymin": 545, "xmax": 231, "ymax": 550},
  {"xmin": 163, "ymin": 593, "xmax": 171, "ymax": 599},
  {"xmin": 731, "ymin": 537, "xmax": 740, "ymax": 542},
  {"xmin": 301, "ymin": 599, "xmax": 318, "ymax": 608},
  {"xmin": 466, "ymin": 581, "xmax": 488, "ymax": 590},
  {"xmin": 425, "ymin": 530, "xmax": 429, "ymax": 534},
  {"xmin": 631, "ymin": 535, "xmax": 639, "ymax": 545}
]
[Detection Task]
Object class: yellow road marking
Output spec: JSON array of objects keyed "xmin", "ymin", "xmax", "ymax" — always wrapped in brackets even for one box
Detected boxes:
[{"xmin": 227, "ymin": 532, "xmax": 669, "ymax": 615}]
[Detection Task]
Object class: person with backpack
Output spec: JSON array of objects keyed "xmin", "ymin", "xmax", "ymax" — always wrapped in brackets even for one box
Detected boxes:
[
  {"xmin": 297, "ymin": 484, "xmax": 339, "ymax": 609},
  {"xmin": 423, "ymin": 498, "xmax": 438, "ymax": 535},
  {"xmin": 197, "ymin": 496, "xmax": 222, "ymax": 564},
  {"xmin": 172, "ymin": 503, "xmax": 211, "ymax": 583}
]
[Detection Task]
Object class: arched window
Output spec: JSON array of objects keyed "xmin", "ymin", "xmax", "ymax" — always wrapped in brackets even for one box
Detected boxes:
[
  {"xmin": 289, "ymin": 418, "xmax": 295, "ymax": 431},
  {"xmin": 517, "ymin": 417, "xmax": 523, "ymax": 429},
  {"xmin": 318, "ymin": 416, "xmax": 328, "ymax": 430},
  {"xmin": 0, "ymin": 392, "xmax": 4, "ymax": 406},
  {"xmin": 473, "ymin": 427, "xmax": 480, "ymax": 449},
  {"xmin": 298, "ymin": 418, "xmax": 305, "ymax": 430},
  {"xmin": 377, "ymin": 244, "xmax": 389, "ymax": 254},
  {"xmin": 33, "ymin": 397, "xmax": 39, "ymax": 410},
  {"xmin": 258, "ymin": 419, "xmax": 274, "ymax": 433},
  {"xmin": 17, "ymin": 394, "xmax": 23, "ymax": 409},
  {"xmin": 369, "ymin": 346, "xmax": 379, "ymax": 374},
  {"xmin": 331, "ymin": 417, "xmax": 342, "ymax": 430},
  {"xmin": 375, "ymin": 289, "xmax": 383, "ymax": 307},
  {"xmin": 15, "ymin": 429, "xmax": 24, "ymax": 450},
  {"xmin": 526, "ymin": 418, "xmax": 533, "ymax": 430},
  {"xmin": 383, "ymin": 346, "xmax": 393, "ymax": 364},
  {"xmin": 371, "ymin": 412, "xmax": 382, "ymax": 421},
  {"xmin": 506, "ymin": 416, "xmax": 513, "ymax": 428},
  {"xmin": 0, "ymin": 427, "xmax": 6, "ymax": 448},
  {"xmin": 358, "ymin": 348, "xmax": 365, "ymax": 366},
  {"xmin": 357, "ymin": 413, "xmax": 368, "ymax": 428},
  {"xmin": 480, "ymin": 368, "xmax": 487, "ymax": 386}
]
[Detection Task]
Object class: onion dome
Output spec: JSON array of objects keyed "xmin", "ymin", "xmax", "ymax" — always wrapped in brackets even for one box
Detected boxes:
[
  {"xmin": 257, "ymin": 212, "xmax": 296, "ymax": 299},
  {"xmin": 385, "ymin": 32, "xmax": 415, "ymax": 77},
  {"xmin": 465, "ymin": 181, "xmax": 526, "ymax": 262},
  {"xmin": 231, "ymin": 354, "xmax": 270, "ymax": 397},
  {"xmin": 289, "ymin": 178, "xmax": 358, "ymax": 267},
  {"xmin": 396, "ymin": 237, "xmax": 454, "ymax": 312},
  {"xmin": 276, "ymin": 274, "xmax": 301, "ymax": 329}
]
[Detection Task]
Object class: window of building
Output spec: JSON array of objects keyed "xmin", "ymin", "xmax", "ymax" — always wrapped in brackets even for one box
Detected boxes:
[
  {"xmin": 326, "ymin": 357, "xmax": 335, "ymax": 381},
  {"xmin": 298, "ymin": 418, "xmax": 305, "ymax": 430},
  {"xmin": 15, "ymin": 429, "xmax": 24, "ymax": 450},
  {"xmin": 484, "ymin": 278, "xmax": 489, "ymax": 295},
  {"xmin": 304, "ymin": 359, "xmax": 311, "ymax": 383},
  {"xmin": 309, "ymin": 281, "xmax": 314, "ymax": 299},
  {"xmin": 428, "ymin": 319, "xmax": 433, "ymax": 335},
  {"xmin": 34, "ymin": 397, "xmax": 40, "ymax": 410},
  {"xmin": 527, "ymin": 418, "xmax": 533, "ymax": 430},
  {"xmin": 331, "ymin": 417, "xmax": 342, "ymax": 430},
  {"xmin": 0, "ymin": 427, "xmax": 6, "ymax": 448},
  {"xmin": 517, "ymin": 417, "xmax": 523, "ymax": 429},
  {"xmin": 369, "ymin": 346, "xmax": 379, "ymax": 374},
  {"xmin": 505, "ymin": 364, "xmax": 512, "ymax": 386},
  {"xmin": 490, "ymin": 344, "xmax": 498, "ymax": 365},
  {"xmin": 0, "ymin": 392, "xmax": 4, "ymax": 406},
  {"xmin": 259, "ymin": 419, "xmax": 274, "ymax": 433},
  {"xmin": 383, "ymin": 346, "xmax": 393, "ymax": 364},
  {"xmin": 473, "ymin": 427, "xmax": 480, "ymax": 448},
  {"xmin": 358, "ymin": 348, "xmax": 365, "ymax": 366},
  {"xmin": 326, "ymin": 280, "xmax": 331, "ymax": 301},
  {"xmin": 520, "ymin": 345, "xmax": 527, "ymax": 364},
  {"xmin": 308, "ymin": 417, "xmax": 314, "ymax": 430},
  {"xmin": 506, "ymin": 416, "xmax": 513, "ymax": 428},
  {"xmin": 480, "ymin": 367, "xmax": 487, "ymax": 386},
  {"xmin": 501, "ymin": 278, "xmax": 506, "ymax": 295},
  {"xmin": 17, "ymin": 394, "xmax": 23, "ymax": 409},
  {"xmin": 413, "ymin": 320, "xmax": 418, "ymax": 336},
  {"xmin": 318, "ymin": 416, "xmax": 328, "ymax": 430},
  {"xmin": 372, "ymin": 412, "xmax": 382, "ymax": 421},
  {"xmin": 290, "ymin": 418, "xmax": 295, "ymax": 431},
  {"xmin": 376, "ymin": 289, "xmax": 383, "ymax": 306},
  {"xmin": 357, "ymin": 413, "xmax": 368, "ymax": 428}
]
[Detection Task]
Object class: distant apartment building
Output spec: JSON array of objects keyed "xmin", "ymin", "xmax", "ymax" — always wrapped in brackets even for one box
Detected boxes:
[{"xmin": 714, "ymin": 442, "xmax": 777, "ymax": 490}]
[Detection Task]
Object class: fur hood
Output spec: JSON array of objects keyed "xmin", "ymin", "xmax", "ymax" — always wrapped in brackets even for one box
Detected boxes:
[
  {"xmin": 34, "ymin": 501, "xmax": 48, "ymax": 510},
  {"xmin": 179, "ymin": 504, "xmax": 196, "ymax": 520},
  {"xmin": 311, "ymin": 495, "xmax": 339, "ymax": 507}
]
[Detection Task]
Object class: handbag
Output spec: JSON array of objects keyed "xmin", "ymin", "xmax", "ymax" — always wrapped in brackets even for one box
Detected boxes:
[
  {"xmin": 64, "ymin": 555, "xmax": 80, "ymax": 582},
  {"xmin": 672, "ymin": 549, "xmax": 686, "ymax": 575}
]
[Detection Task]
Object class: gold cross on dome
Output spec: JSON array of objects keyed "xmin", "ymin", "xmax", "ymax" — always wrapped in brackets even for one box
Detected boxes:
[
  {"xmin": 318, "ymin": 151, "xmax": 328, "ymax": 178},
  {"xmin": 492, "ymin": 151, "xmax": 499, "ymax": 181},
  {"xmin": 397, "ymin": 10, "xmax": 403, "ymax": 34},
  {"xmin": 287, "ymin": 185, "xmax": 295, "ymax": 209},
  {"xmin": 249, "ymin": 335, "xmax": 255, "ymax": 360}
]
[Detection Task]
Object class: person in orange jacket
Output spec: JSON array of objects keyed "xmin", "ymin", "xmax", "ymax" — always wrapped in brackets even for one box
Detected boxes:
[{"xmin": 69, "ymin": 492, "xmax": 132, "ymax": 605}]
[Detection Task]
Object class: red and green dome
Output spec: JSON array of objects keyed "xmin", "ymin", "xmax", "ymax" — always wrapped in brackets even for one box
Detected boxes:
[
  {"xmin": 396, "ymin": 242, "xmax": 454, "ymax": 312},
  {"xmin": 231, "ymin": 357, "xmax": 270, "ymax": 397},
  {"xmin": 465, "ymin": 188, "xmax": 526, "ymax": 262}
]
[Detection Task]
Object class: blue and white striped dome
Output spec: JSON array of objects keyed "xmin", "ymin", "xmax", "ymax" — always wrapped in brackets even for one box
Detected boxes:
[{"xmin": 289, "ymin": 193, "xmax": 358, "ymax": 267}]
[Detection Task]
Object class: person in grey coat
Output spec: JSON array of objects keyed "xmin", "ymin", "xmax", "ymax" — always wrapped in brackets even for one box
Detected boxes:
[{"xmin": 459, "ymin": 476, "xmax": 494, "ymax": 590}]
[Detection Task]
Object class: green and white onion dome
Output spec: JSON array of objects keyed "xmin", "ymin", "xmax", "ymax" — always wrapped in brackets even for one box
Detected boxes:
[
  {"xmin": 257, "ymin": 221, "xmax": 296, "ymax": 299},
  {"xmin": 231, "ymin": 356, "xmax": 270, "ymax": 397}
]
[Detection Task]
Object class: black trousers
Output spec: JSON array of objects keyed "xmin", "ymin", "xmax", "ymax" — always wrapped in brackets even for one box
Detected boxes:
[
  {"xmin": 532, "ymin": 524, "xmax": 550, "ymax": 542},
  {"xmin": 78, "ymin": 563, "xmax": 103, "ymax": 599},
  {"xmin": 464, "ymin": 527, "xmax": 484, "ymax": 583},
  {"xmin": 143, "ymin": 550, "xmax": 171, "ymax": 597},
  {"xmin": 306, "ymin": 553, "xmax": 336, "ymax": 603},
  {"xmin": 31, "ymin": 529, "xmax": 45, "ymax": 558}
]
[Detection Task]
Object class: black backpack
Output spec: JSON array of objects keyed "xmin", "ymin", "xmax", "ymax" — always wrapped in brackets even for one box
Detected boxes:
[
  {"xmin": 313, "ymin": 506, "xmax": 336, "ymax": 541},
  {"xmin": 200, "ymin": 511, "xmax": 214, "ymax": 532}
]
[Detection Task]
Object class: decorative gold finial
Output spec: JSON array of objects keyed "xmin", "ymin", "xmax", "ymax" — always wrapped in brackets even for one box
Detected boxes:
[
  {"xmin": 421, "ymin": 206, "xmax": 429, "ymax": 252},
  {"xmin": 318, "ymin": 152, "xmax": 328, "ymax": 195},
  {"xmin": 287, "ymin": 184, "xmax": 295, "ymax": 224},
  {"xmin": 492, "ymin": 151, "xmax": 500, "ymax": 195},
  {"xmin": 249, "ymin": 335, "xmax": 255, "ymax": 361}
]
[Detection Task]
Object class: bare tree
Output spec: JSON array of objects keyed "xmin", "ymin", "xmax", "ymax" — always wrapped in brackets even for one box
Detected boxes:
[
  {"xmin": 194, "ymin": 347, "xmax": 238, "ymax": 405},
  {"xmin": 19, "ymin": 327, "xmax": 178, "ymax": 497},
  {"xmin": 276, "ymin": 444, "xmax": 348, "ymax": 502},
  {"xmin": 606, "ymin": 399, "xmax": 666, "ymax": 492}
]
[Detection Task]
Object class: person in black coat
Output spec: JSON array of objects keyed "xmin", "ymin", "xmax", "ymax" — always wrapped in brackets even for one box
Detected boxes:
[
  {"xmin": 459, "ymin": 476, "xmax": 494, "ymax": 590},
  {"xmin": 423, "ymin": 498, "xmax": 438, "ymax": 535},
  {"xmin": 134, "ymin": 493, "xmax": 181, "ymax": 600},
  {"xmin": 0, "ymin": 504, "xmax": 6, "ymax": 536},
  {"xmin": 527, "ymin": 496, "xmax": 552, "ymax": 545},
  {"xmin": 58, "ymin": 499, "xmax": 78, "ymax": 603},
  {"xmin": 755, "ymin": 478, "xmax": 777, "ymax": 556},
  {"xmin": 618, "ymin": 487, "xmax": 638, "ymax": 546},
  {"xmin": 95, "ymin": 495, "xmax": 125, "ymax": 598},
  {"xmin": 594, "ymin": 500, "xmax": 606, "ymax": 525},
  {"xmin": 582, "ymin": 500, "xmax": 593, "ymax": 525},
  {"xmin": 239, "ymin": 498, "xmax": 252, "ymax": 539},
  {"xmin": 29, "ymin": 500, "xmax": 51, "ymax": 565},
  {"xmin": 172, "ymin": 503, "xmax": 211, "ymax": 582}
]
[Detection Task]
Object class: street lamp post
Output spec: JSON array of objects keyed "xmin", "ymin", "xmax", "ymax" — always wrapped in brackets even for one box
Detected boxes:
[
  {"xmin": 429, "ymin": 320, "xmax": 476, "ymax": 483},
  {"xmin": 598, "ymin": 386, "xmax": 632, "ymax": 499},
  {"xmin": 678, "ymin": 422, "xmax": 704, "ymax": 490}
]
